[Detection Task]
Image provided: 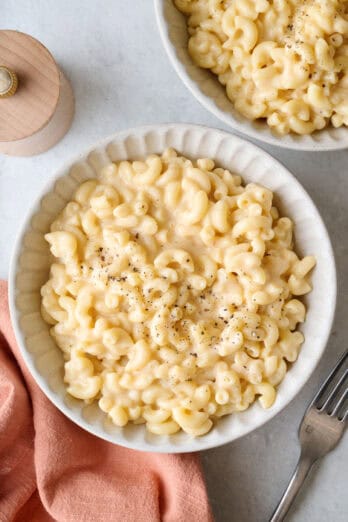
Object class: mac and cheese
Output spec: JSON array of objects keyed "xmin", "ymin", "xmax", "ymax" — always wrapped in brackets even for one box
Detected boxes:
[
  {"xmin": 41, "ymin": 149, "xmax": 315, "ymax": 436},
  {"xmin": 175, "ymin": 0, "xmax": 348, "ymax": 135}
]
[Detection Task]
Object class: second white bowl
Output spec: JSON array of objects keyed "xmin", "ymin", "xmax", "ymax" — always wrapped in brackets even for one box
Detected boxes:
[{"xmin": 154, "ymin": 0, "xmax": 348, "ymax": 151}]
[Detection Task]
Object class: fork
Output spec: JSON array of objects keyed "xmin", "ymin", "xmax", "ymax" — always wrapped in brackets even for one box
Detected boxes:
[{"xmin": 270, "ymin": 350, "xmax": 347, "ymax": 522}]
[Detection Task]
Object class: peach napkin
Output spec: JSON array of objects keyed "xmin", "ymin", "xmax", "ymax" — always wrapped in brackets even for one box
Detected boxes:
[{"xmin": 0, "ymin": 281, "xmax": 213, "ymax": 522}]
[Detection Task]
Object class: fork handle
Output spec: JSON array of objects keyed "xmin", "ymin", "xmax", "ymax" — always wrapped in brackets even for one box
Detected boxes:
[{"xmin": 269, "ymin": 454, "xmax": 315, "ymax": 522}]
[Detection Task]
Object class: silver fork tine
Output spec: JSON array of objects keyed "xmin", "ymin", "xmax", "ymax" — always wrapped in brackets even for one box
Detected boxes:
[
  {"xmin": 331, "ymin": 389, "xmax": 348, "ymax": 419},
  {"xmin": 314, "ymin": 350, "xmax": 348, "ymax": 409},
  {"xmin": 320, "ymin": 368, "xmax": 347, "ymax": 413}
]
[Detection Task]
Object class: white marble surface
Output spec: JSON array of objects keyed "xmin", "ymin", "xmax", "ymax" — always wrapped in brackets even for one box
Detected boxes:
[{"xmin": 1, "ymin": 1, "xmax": 347, "ymax": 521}]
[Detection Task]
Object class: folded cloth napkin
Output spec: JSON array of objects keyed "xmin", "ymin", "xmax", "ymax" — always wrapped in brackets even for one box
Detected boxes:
[{"xmin": 0, "ymin": 281, "xmax": 213, "ymax": 522}]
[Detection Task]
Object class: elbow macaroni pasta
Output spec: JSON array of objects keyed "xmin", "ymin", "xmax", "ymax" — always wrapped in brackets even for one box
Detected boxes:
[
  {"xmin": 41, "ymin": 149, "xmax": 315, "ymax": 436},
  {"xmin": 174, "ymin": 0, "xmax": 348, "ymax": 135}
]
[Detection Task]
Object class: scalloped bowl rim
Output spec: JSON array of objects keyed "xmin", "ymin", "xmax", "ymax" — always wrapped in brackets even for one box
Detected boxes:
[
  {"xmin": 9, "ymin": 123, "xmax": 337, "ymax": 453},
  {"xmin": 154, "ymin": 0, "xmax": 348, "ymax": 151}
]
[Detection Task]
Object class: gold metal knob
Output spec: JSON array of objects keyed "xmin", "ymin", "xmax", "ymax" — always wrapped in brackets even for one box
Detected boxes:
[{"xmin": 0, "ymin": 66, "xmax": 18, "ymax": 98}]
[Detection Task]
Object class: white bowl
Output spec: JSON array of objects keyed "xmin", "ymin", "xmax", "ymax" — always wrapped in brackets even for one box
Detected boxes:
[
  {"xmin": 9, "ymin": 124, "xmax": 336, "ymax": 453},
  {"xmin": 154, "ymin": 0, "xmax": 348, "ymax": 151}
]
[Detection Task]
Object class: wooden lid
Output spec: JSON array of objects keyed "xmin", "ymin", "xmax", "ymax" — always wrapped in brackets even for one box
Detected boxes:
[{"xmin": 0, "ymin": 30, "xmax": 60, "ymax": 142}]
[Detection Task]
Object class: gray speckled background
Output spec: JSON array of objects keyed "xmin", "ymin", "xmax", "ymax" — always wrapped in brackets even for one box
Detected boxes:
[{"xmin": 1, "ymin": 1, "xmax": 347, "ymax": 520}]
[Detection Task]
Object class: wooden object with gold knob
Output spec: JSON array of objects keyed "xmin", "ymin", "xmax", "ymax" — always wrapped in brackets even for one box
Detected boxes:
[{"xmin": 0, "ymin": 30, "xmax": 74, "ymax": 156}]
